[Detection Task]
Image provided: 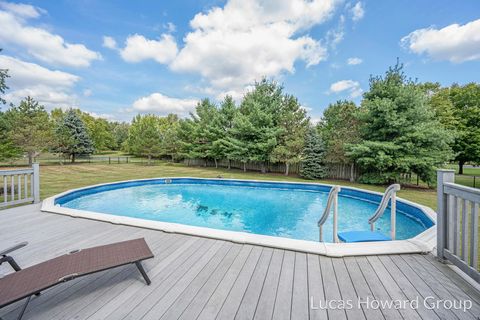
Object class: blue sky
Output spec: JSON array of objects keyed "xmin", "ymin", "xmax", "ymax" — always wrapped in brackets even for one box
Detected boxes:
[{"xmin": 0, "ymin": 0, "xmax": 479, "ymax": 122}]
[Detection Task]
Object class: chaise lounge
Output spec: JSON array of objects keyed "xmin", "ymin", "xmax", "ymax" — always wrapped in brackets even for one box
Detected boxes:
[{"xmin": 0, "ymin": 238, "xmax": 154, "ymax": 320}]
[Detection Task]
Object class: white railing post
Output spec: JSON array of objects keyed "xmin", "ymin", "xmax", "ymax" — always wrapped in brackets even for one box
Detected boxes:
[
  {"xmin": 436, "ymin": 169, "xmax": 455, "ymax": 261},
  {"xmin": 33, "ymin": 163, "xmax": 40, "ymax": 203}
]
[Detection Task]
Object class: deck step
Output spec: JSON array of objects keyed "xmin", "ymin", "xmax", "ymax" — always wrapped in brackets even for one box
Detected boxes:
[{"xmin": 337, "ymin": 231, "xmax": 391, "ymax": 243}]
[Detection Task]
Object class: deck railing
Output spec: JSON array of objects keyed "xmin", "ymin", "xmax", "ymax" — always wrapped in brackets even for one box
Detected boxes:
[
  {"xmin": 437, "ymin": 169, "xmax": 479, "ymax": 283},
  {"xmin": 0, "ymin": 163, "xmax": 40, "ymax": 208}
]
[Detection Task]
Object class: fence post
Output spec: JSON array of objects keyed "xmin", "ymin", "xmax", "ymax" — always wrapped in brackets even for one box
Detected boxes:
[
  {"xmin": 436, "ymin": 169, "xmax": 455, "ymax": 261},
  {"xmin": 32, "ymin": 163, "xmax": 40, "ymax": 203}
]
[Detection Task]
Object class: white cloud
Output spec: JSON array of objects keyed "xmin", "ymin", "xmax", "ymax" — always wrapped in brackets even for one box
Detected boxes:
[
  {"xmin": 329, "ymin": 79, "xmax": 362, "ymax": 98},
  {"xmin": 102, "ymin": 36, "xmax": 117, "ymax": 50},
  {"xmin": 169, "ymin": 0, "xmax": 337, "ymax": 95},
  {"xmin": 0, "ymin": 3, "xmax": 101, "ymax": 67},
  {"xmin": 350, "ymin": 2, "xmax": 364, "ymax": 22},
  {"xmin": 132, "ymin": 93, "xmax": 198, "ymax": 117},
  {"xmin": 120, "ymin": 34, "xmax": 178, "ymax": 63},
  {"xmin": 0, "ymin": 55, "xmax": 79, "ymax": 106},
  {"xmin": 83, "ymin": 89, "xmax": 92, "ymax": 97},
  {"xmin": 0, "ymin": 1, "xmax": 43, "ymax": 18},
  {"xmin": 401, "ymin": 19, "xmax": 480, "ymax": 63},
  {"xmin": 347, "ymin": 57, "xmax": 362, "ymax": 65},
  {"xmin": 85, "ymin": 111, "xmax": 115, "ymax": 120}
]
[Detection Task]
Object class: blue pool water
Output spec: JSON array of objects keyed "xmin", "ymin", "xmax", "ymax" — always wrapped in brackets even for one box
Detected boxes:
[{"xmin": 57, "ymin": 179, "xmax": 433, "ymax": 242}]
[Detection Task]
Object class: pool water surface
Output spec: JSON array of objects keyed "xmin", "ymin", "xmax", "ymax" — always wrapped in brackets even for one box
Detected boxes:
[{"xmin": 57, "ymin": 180, "xmax": 430, "ymax": 243}]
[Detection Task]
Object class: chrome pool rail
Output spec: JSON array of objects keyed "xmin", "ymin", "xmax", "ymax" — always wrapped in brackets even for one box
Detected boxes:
[
  {"xmin": 368, "ymin": 184, "xmax": 401, "ymax": 240},
  {"xmin": 318, "ymin": 185, "xmax": 341, "ymax": 243}
]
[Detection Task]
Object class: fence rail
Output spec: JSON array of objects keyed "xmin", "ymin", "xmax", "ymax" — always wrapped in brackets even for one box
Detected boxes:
[
  {"xmin": 0, "ymin": 163, "xmax": 40, "ymax": 208},
  {"xmin": 184, "ymin": 159, "xmax": 359, "ymax": 181},
  {"xmin": 437, "ymin": 169, "xmax": 479, "ymax": 283}
]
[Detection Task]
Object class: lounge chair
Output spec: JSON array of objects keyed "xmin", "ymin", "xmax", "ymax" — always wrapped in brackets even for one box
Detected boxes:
[
  {"xmin": 0, "ymin": 238, "xmax": 154, "ymax": 320},
  {"xmin": 0, "ymin": 241, "xmax": 28, "ymax": 272}
]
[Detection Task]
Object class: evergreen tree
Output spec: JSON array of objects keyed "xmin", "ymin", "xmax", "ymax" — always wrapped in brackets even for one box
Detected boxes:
[
  {"xmin": 0, "ymin": 110, "xmax": 21, "ymax": 161},
  {"xmin": 0, "ymin": 56, "xmax": 20, "ymax": 161},
  {"xmin": 212, "ymin": 95, "xmax": 237, "ymax": 168},
  {"xmin": 0, "ymin": 48, "xmax": 8, "ymax": 105},
  {"xmin": 271, "ymin": 95, "xmax": 309, "ymax": 175},
  {"xmin": 300, "ymin": 128, "xmax": 327, "ymax": 179},
  {"xmin": 230, "ymin": 79, "xmax": 283, "ymax": 173},
  {"xmin": 53, "ymin": 109, "xmax": 94, "ymax": 163},
  {"xmin": 5, "ymin": 97, "xmax": 53, "ymax": 165},
  {"xmin": 347, "ymin": 62, "xmax": 453, "ymax": 184},
  {"xmin": 125, "ymin": 114, "xmax": 162, "ymax": 164},
  {"xmin": 318, "ymin": 100, "xmax": 360, "ymax": 164},
  {"xmin": 158, "ymin": 114, "xmax": 180, "ymax": 161}
]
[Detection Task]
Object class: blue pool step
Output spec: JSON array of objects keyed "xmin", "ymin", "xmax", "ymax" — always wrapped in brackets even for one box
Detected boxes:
[{"xmin": 337, "ymin": 231, "xmax": 391, "ymax": 243}]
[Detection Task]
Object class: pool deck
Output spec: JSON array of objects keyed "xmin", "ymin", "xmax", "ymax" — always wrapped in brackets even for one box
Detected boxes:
[{"xmin": 1, "ymin": 204, "xmax": 479, "ymax": 320}]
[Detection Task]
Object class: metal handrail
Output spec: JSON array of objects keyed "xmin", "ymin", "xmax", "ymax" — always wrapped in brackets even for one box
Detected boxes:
[
  {"xmin": 318, "ymin": 186, "xmax": 341, "ymax": 243},
  {"xmin": 368, "ymin": 184, "xmax": 400, "ymax": 240}
]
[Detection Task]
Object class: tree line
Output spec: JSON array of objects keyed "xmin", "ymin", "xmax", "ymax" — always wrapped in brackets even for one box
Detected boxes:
[{"xmin": 1, "ymin": 60, "xmax": 479, "ymax": 185}]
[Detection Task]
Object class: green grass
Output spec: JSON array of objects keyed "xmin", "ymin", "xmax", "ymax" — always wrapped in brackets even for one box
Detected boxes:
[{"xmin": 26, "ymin": 162, "xmax": 438, "ymax": 210}]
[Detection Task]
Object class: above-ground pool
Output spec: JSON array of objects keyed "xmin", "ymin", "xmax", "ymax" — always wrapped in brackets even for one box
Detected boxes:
[{"xmin": 51, "ymin": 178, "xmax": 434, "ymax": 245}]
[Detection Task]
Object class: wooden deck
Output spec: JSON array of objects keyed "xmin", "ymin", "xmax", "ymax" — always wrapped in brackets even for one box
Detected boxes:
[{"xmin": 1, "ymin": 204, "xmax": 479, "ymax": 320}]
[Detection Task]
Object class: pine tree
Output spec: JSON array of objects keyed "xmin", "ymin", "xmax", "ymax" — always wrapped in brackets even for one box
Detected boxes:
[
  {"xmin": 271, "ymin": 95, "xmax": 309, "ymax": 175},
  {"xmin": 125, "ymin": 114, "xmax": 162, "ymax": 165},
  {"xmin": 212, "ymin": 95, "xmax": 237, "ymax": 168},
  {"xmin": 5, "ymin": 97, "xmax": 53, "ymax": 165},
  {"xmin": 347, "ymin": 62, "xmax": 453, "ymax": 184},
  {"xmin": 300, "ymin": 128, "xmax": 327, "ymax": 179},
  {"xmin": 53, "ymin": 109, "xmax": 94, "ymax": 163},
  {"xmin": 231, "ymin": 79, "xmax": 283, "ymax": 173}
]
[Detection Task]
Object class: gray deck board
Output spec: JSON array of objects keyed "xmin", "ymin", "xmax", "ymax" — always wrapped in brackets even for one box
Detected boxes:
[{"xmin": 1, "ymin": 204, "xmax": 479, "ymax": 320}]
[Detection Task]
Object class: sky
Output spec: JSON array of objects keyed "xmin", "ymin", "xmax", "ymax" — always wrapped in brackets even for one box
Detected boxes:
[{"xmin": 0, "ymin": 0, "xmax": 479, "ymax": 122}]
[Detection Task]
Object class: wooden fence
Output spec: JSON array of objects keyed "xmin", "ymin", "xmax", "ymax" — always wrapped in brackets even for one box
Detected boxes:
[
  {"xmin": 183, "ymin": 159, "xmax": 360, "ymax": 181},
  {"xmin": 437, "ymin": 169, "xmax": 479, "ymax": 283},
  {"xmin": 0, "ymin": 163, "xmax": 40, "ymax": 208}
]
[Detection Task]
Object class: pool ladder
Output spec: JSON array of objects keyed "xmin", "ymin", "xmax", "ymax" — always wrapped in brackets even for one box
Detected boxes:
[{"xmin": 318, "ymin": 184, "xmax": 401, "ymax": 243}]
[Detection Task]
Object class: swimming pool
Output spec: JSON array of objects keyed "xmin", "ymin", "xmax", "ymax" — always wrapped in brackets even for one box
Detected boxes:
[{"xmin": 44, "ymin": 178, "xmax": 436, "ymax": 255}]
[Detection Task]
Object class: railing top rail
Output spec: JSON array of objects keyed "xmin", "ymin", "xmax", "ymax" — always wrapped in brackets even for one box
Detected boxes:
[
  {"xmin": 0, "ymin": 168, "xmax": 34, "ymax": 176},
  {"xmin": 444, "ymin": 182, "xmax": 480, "ymax": 195},
  {"xmin": 444, "ymin": 182, "xmax": 480, "ymax": 203},
  {"xmin": 318, "ymin": 185, "xmax": 341, "ymax": 226},
  {"xmin": 368, "ymin": 184, "xmax": 401, "ymax": 225}
]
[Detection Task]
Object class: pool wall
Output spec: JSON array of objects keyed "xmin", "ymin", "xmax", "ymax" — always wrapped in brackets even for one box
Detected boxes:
[{"xmin": 42, "ymin": 177, "xmax": 437, "ymax": 257}]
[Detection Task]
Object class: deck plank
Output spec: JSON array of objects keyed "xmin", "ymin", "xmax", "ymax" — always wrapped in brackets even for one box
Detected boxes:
[
  {"xmin": 234, "ymin": 247, "xmax": 273, "ymax": 320},
  {"xmin": 366, "ymin": 256, "xmax": 422, "ymax": 320},
  {"xmin": 343, "ymin": 257, "xmax": 384, "ymax": 320},
  {"xmin": 271, "ymin": 250, "xmax": 295, "ymax": 320},
  {"xmin": 215, "ymin": 246, "xmax": 264, "ymax": 320},
  {"xmin": 307, "ymin": 254, "xmax": 328, "ymax": 320},
  {"xmin": 253, "ymin": 249, "xmax": 284, "ymax": 320},
  {"xmin": 1, "ymin": 204, "xmax": 480, "ymax": 320},
  {"xmin": 319, "ymin": 256, "xmax": 348, "ymax": 319},
  {"xmin": 331, "ymin": 258, "xmax": 366, "ymax": 320},
  {"xmin": 291, "ymin": 252, "xmax": 310, "ymax": 320}
]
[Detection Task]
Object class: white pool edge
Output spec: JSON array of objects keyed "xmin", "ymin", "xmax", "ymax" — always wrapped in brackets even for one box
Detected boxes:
[{"xmin": 41, "ymin": 177, "xmax": 437, "ymax": 257}]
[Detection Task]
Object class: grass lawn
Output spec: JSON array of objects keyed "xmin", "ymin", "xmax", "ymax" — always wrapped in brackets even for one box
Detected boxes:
[{"xmin": 31, "ymin": 162, "xmax": 439, "ymax": 210}]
